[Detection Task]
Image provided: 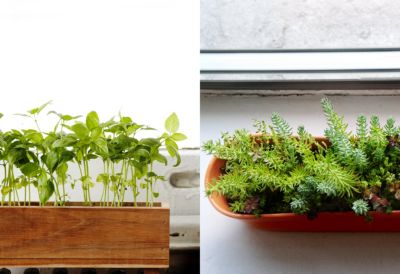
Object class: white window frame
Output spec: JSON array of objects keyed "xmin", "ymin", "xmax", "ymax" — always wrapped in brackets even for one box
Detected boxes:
[{"xmin": 200, "ymin": 48, "xmax": 400, "ymax": 93}]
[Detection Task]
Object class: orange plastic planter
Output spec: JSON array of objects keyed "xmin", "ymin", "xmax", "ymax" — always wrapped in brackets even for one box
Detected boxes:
[{"xmin": 205, "ymin": 150, "xmax": 400, "ymax": 232}]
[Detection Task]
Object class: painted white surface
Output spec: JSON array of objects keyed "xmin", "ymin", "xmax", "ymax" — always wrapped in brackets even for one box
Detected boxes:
[
  {"xmin": 0, "ymin": 0, "xmax": 199, "ymax": 148},
  {"xmin": 201, "ymin": 94, "xmax": 400, "ymax": 274},
  {"xmin": 201, "ymin": 51, "xmax": 400, "ymax": 71}
]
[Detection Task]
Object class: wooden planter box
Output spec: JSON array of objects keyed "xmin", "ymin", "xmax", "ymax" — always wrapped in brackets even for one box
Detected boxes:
[
  {"xmin": 0, "ymin": 202, "xmax": 169, "ymax": 270},
  {"xmin": 205, "ymin": 142, "xmax": 400, "ymax": 232}
]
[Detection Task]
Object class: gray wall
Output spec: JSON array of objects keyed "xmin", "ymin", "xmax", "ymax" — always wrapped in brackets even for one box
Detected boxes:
[{"xmin": 201, "ymin": 0, "xmax": 400, "ymax": 49}]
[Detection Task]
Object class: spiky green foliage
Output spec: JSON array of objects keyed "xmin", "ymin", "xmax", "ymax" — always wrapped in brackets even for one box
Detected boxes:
[
  {"xmin": 321, "ymin": 98, "xmax": 348, "ymax": 134},
  {"xmin": 322, "ymin": 98, "xmax": 368, "ymax": 171},
  {"xmin": 308, "ymin": 156, "xmax": 358, "ymax": 197},
  {"xmin": 384, "ymin": 117, "xmax": 396, "ymax": 136},
  {"xmin": 357, "ymin": 115, "xmax": 368, "ymax": 146},
  {"xmin": 204, "ymin": 112, "xmax": 360, "ymax": 216},
  {"xmin": 290, "ymin": 197, "xmax": 309, "ymax": 214},
  {"xmin": 352, "ymin": 199, "xmax": 369, "ymax": 216},
  {"xmin": 271, "ymin": 113, "xmax": 292, "ymax": 138},
  {"xmin": 203, "ymin": 98, "xmax": 400, "ymax": 218}
]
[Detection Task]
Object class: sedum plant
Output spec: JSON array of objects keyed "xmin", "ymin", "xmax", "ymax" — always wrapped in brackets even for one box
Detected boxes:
[
  {"xmin": 203, "ymin": 98, "xmax": 400, "ymax": 219},
  {"xmin": 0, "ymin": 102, "xmax": 186, "ymax": 207}
]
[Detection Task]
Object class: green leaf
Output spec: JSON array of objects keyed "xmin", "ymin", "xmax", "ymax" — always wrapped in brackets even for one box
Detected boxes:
[
  {"xmin": 52, "ymin": 136, "xmax": 77, "ymax": 148},
  {"xmin": 60, "ymin": 151, "xmax": 75, "ymax": 163},
  {"xmin": 166, "ymin": 144, "xmax": 176, "ymax": 157},
  {"xmin": 173, "ymin": 152, "xmax": 181, "ymax": 167},
  {"xmin": 1, "ymin": 186, "xmax": 11, "ymax": 196},
  {"xmin": 86, "ymin": 111, "xmax": 100, "ymax": 130},
  {"xmin": 91, "ymin": 138, "xmax": 109, "ymax": 156},
  {"xmin": 141, "ymin": 138, "xmax": 160, "ymax": 147},
  {"xmin": 170, "ymin": 133, "xmax": 187, "ymax": 141},
  {"xmin": 110, "ymin": 175, "xmax": 120, "ymax": 183},
  {"xmin": 19, "ymin": 177, "xmax": 29, "ymax": 187},
  {"xmin": 86, "ymin": 153, "xmax": 98, "ymax": 160},
  {"xmin": 81, "ymin": 176, "xmax": 94, "ymax": 189},
  {"xmin": 28, "ymin": 101, "xmax": 52, "ymax": 115},
  {"xmin": 153, "ymin": 153, "xmax": 168, "ymax": 165},
  {"xmin": 44, "ymin": 151, "xmax": 59, "ymax": 172},
  {"xmin": 127, "ymin": 124, "xmax": 144, "ymax": 135},
  {"xmin": 153, "ymin": 192, "xmax": 159, "ymax": 198},
  {"xmin": 75, "ymin": 150, "xmax": 83, "ymax": 162},
  {"xmin": 165, "ymin": 138, "xmax": 179, "ymax": 161},
  {"xmin": 130, "ymin": 161, "xmax": 148, "ymax": 178},
  {"xmin": 90, "ymin": 127, "xmax": 103, "ymax": 139},
  {"xmin": 166, "ymin": 138, "xmax": 178, "ymax": 150},
  {"xmin": 0, "ymin": 113, "xmax": 3, "ymax": 119},
  {"xmin": 70, "ymin": 123, "xmax": 90, "ymax": 139},
  {"xmin": 48, "ymin": 111, "xmax": 81, "ymax": 121},
  {"xmin": 96, "ymin": 173, "xmax": 110, "ymax": 184},
  {"xmin": 165, "ymin": 143, "xmax": 181, "ymax": 167},
  {"xmin": 120, "ymin": 116, "xmax": 132, "ymax": 124},
  {"xmin": 42, "ymin": 133, "xmax": 57, "ymax": 150},
  {"xmin": 165, "ymin": 112, "xmax": 179, "ymax": 133},
  {"xmin": 56, "ymin": 162, "xmax": 68, "ymax": 183},
  {"xmin": 134, "ymin": 148, "xmax": 150, "ymax": 159},
  {"xmin": 20, "ymin": 162, "xmax": 40, "ymax": 177},
  {"xmin": 23, "ymin": 130, "xmax": 43, "ymax": 143},
  {"xmin": 7, "ymin": 148, "xmax": 25, "ymax": 165},
  {"xmin": 38, "ymin": 171, "xmax": 54, "ymax": 204},
  {"xmin": 14, "ymin": 113, "xmax": 30, "ymax": 118},
  {"xmin": 147, "ymin": 171, "xmax": 158, "ymax": 177},
  {"xmin": 100, "ymin": 117, "xmax": 116, "ymax": 128},
  {"xmin": 62, "ymin": 114, "xmax": 81, "ymax": 121}
]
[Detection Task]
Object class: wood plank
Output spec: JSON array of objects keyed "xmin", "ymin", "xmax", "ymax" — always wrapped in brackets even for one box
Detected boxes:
[
  {"xmin": 0, "ymin": 258, "xmax": 168, "ymax": 268},
  {"xmin": 0, "ymin": 205, "xmax": 169, "ymax": 266}
]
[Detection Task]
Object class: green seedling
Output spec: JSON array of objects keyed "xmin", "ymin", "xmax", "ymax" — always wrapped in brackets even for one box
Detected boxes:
[{"xmin": 0, "ymin": 103, "xmax": 186, "ymax": 207}]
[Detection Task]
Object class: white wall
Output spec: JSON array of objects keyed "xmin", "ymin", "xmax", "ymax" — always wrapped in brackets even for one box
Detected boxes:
[
  {"xmin": 201, "ymin": 94, "xmax": 400, "ymax": 274},
  {"xmin": 201, "ymin": 0, "xmax": 400, "ymax": 49},
  {"xmin": 0, "ymin": 0, "xmax": 199, "ymax": 147}
]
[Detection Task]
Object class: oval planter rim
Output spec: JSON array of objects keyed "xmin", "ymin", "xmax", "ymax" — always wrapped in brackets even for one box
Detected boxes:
[{"xmin": 204, "ymin": 135, "xmax": 400, "ymax": 230}]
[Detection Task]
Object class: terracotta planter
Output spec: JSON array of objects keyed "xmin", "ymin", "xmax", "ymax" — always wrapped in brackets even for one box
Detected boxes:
[
  {"xmin": 0, "ymin": 202, "xmax": 169, "ymax": 269},
  {"xmin": 205, "ymin": 137, "xmax": 400, "ymax": 232}
]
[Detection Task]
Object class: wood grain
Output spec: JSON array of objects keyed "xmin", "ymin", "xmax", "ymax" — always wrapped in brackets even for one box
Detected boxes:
[{"xmin": 0, "ymin": 204, "xmax": 169, "ymax": 268}]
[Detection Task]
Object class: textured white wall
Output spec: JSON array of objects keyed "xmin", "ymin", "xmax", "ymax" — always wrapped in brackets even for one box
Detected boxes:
[
  {"xmin": 201, "ymin": 94, "xmax": 400, "ymax": 274},
  {"xmin": 201, "ymin": 0, "xmax": 400, "ymax": 49}
]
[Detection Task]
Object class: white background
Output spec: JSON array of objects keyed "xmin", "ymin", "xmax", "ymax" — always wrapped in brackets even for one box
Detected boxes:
[{"xmin": 0, "ymin": 0, "xmax": 199, "ymax": 147}]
